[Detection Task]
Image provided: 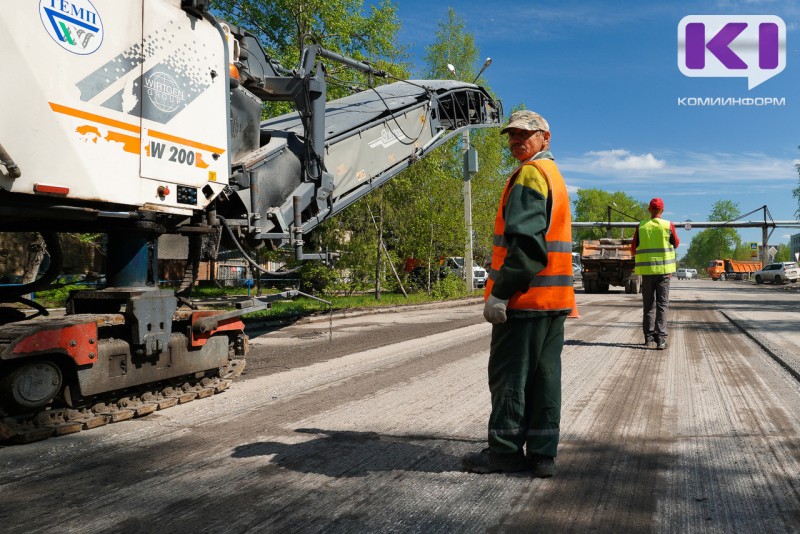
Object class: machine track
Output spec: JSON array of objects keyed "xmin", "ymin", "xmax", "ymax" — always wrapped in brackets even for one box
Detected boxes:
[{"xmin": 0, "ymin": 358, "xmax": 246, "ymax": 446}]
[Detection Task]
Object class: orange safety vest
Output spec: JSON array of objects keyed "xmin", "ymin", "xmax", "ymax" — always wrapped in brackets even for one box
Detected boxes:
[{"xmin": 484, "ymin": 159, "xmax": 575, "ymax": 312}]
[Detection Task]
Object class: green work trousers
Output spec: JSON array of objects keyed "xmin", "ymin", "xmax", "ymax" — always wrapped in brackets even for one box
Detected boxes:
[{"xmin": 487, "ymin": 314, "xmax": 565, "ymax": 458}]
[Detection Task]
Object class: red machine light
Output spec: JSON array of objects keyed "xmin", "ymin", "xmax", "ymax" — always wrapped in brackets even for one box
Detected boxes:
[{"xmin": 33, "ymin": 183, "xmax": 70, "ymax": 196}]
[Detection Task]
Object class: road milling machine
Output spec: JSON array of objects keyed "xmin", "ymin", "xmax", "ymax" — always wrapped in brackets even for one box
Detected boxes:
[{"xmin": 0, "ymin": 0, "xmax": 501, "ymax": 442}]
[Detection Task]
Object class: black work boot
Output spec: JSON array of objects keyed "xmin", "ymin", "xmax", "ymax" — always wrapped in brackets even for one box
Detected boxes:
[
  {"xmin": 462, "ymin": 448, "xmax": 528, "ymax": 474},
  {"xmin": 527, "ymin": 454, "xmax": 556, "ymax": 478},
  {"xmin": 657, "ymin": 339, "xmax": 667, "ymax": 350}
]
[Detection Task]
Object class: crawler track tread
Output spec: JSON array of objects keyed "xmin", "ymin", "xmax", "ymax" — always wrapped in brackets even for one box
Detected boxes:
[{"xmin": 0, "ymin": 359, "xmax": 245, "ymax": 446}]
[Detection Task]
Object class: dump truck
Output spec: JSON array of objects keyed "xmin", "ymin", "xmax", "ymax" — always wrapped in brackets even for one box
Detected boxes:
[
  {"xmin": 706, "ymin": 259, "xmax": 762, "ymax": 281},
  {"xmin": 580, "ymin": 238, "xmax": 640, "ymax": 294}
]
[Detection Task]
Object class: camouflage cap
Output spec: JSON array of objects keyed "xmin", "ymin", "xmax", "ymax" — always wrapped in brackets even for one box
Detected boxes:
[{"xmin": 500, "ymin": 110, "xmax": 550, "ymax": 134}]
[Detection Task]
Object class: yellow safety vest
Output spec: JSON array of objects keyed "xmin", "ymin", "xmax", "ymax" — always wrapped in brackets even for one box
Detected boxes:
[{"xmin": 634, "ymin": 218, "xmax": 676, "ymax": 275}]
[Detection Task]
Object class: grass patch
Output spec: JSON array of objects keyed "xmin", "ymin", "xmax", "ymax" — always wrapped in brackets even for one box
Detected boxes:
[
  {"xmin": 244, "ymin": 290, "xmax": 480, "ymax": 319},
  {"xmin": 30, "ymin": 284, "xmax": 85, "ymax": 308},
  {"xmin": 29, "ymin": 283, "xmax": 483, "ymax": 319}
]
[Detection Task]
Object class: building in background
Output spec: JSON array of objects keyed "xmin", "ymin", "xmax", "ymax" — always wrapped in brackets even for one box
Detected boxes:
[{"xmin": 791, "ymin": 232, "xmax": 800, "ymax": 262}]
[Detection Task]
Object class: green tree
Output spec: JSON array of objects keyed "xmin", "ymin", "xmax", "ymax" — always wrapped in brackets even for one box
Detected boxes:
[
  {"xmin": 421, "ymin": 8, "xmax": 478, "ymax": 81},
  {"xmin": 381, "ymin": 149, "xmax": 464, "ymax": 291},
  {"xmin": 706, "ymin": 200, "xmax": 743, "ymax": 258},
  {"xmin": 377, "ymin": 7, "xmax": 508, "ymax": 289},
  {"xmin": 774, "ymin": 243, "xmax": 791, "ymax": 262},
  {"xmin": 211, "ymin": 0, "xmax": 409, "ymax": 112},
  {"xmin": 571, "ymin": 189, "xmax": 648, "ymax": 245},
  {"xmin": 731, "ymin": 241, "xmax": 755, "ymax": 261},
  {"xmin": 304, "ymin": 199, "xmax": 386, "ymax": 295},
  {"xmin": 469, "ymin": 128, "xmax": 513, "ymax": 266},
  {"xmin": 681, "ymin": 200, "xmax": 743, "ymax": 269}
]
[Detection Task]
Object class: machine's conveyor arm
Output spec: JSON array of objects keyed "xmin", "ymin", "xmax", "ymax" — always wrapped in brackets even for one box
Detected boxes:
[{"xmin": 220, "ymin": 79, "xmax": 502, "ymax": 250}]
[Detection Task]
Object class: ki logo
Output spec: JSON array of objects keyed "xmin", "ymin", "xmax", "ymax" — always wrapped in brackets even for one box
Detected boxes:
[{"xmin": 678, "ymin": 15, "xmax": 785, "ymax": 89}]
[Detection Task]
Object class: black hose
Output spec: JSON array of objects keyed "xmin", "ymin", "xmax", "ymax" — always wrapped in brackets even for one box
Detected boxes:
[
  {"xmin": 0, "ymin": 142, "xmax": 21, "ymax": 178},
  {"xmin": 176, "ymin": 234, "xmax": 202, "ymax": 298},
  {"xmin": 216, "ymin": 216, "xmax": 302, "ymax": 276}
]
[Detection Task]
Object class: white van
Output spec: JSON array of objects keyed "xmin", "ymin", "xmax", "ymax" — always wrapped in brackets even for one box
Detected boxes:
[
  {"xmin": 473, "ymin": 265, "xmax": 488, "ymax": 288},
  {"xmin": 676, "ymin": 268, "xmax": 697, "ymax": 279}
]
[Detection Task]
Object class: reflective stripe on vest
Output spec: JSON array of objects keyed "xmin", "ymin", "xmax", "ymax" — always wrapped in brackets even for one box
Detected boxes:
[
  {"xmin": 493, "ymin": 234, "xmax": 573, "ymax": 253},
  {"xmin": 484, "ymin": 159, "xmax": 576, "ymax": 312},
  {"xmin": 634, "ymin": 218, "xmax": 676, "ymax": 275}
]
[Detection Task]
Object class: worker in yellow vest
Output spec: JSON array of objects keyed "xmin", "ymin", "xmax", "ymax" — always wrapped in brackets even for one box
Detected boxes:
[
  {"xmin": 463, "ymin": 110, "xmax": 575, "ymax": 478},
  {"xmin": 632, "ymin": 198, "xmax": 680, "ymax": 350}
]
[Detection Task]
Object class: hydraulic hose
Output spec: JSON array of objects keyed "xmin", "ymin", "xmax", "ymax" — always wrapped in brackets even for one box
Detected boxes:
[
  {"xmin": 0, "ymin": 142, "xmax": 21, "ymax": 178},
  {"xmin": 216, "ymin": 216, "xmax": 302, "ymax": 276}
]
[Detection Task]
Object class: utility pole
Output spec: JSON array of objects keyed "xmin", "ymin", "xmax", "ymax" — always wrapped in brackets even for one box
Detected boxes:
[
  {"xmin": 450, "ymin": 58, "xmax": 492, "ymax": 292},
  {"xmin": 762, "ymin": 206, "xmax": 769, "ymax": 266},
  {"xmin": 463, "ymin": 130, "xmax": 476, "ymax": 291}
]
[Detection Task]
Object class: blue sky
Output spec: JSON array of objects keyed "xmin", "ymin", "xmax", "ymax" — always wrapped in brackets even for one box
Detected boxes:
[{"xmin": 391, "ymin": 0, "xmax": 800, "ymax": 249}]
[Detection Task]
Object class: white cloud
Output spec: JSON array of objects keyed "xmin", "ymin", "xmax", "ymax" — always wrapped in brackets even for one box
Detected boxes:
[
  {"xmin": 585, "ymin": 149, "xmax": 666, "ymax": 172},
  {"xmin": 560, "ymin": 149, "xmax": 798, "ymax": 185}
]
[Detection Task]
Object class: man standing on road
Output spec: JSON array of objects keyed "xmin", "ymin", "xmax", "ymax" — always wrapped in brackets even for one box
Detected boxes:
[
  {"xmin": 463, "ymin": 110, "xmax": 575, "ymax": 478},
  {"xmin": 632, "ymin": 198, "xmax": 679, "ymax": 350}
]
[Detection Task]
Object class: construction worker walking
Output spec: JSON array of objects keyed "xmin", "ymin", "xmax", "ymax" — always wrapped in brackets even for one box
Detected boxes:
[{"xmin": 632, "ymin": 198, "xmax": 680, "ymax": 350}]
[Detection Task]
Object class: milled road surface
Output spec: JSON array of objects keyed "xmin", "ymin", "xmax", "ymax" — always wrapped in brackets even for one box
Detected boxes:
[{"xmin": 1, "ymin": 279, "xmax": 799, "ymax": 533}]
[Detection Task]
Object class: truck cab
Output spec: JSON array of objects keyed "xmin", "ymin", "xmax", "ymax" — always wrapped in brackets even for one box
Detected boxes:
[{"xmin": 706, "ymin": 260, "xmax": 725, "ymax": 280}]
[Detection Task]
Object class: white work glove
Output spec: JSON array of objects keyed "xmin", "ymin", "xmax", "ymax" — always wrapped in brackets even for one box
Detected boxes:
[{"xmin": 483, "ymin": 295, "xmax": 509, "ymax": 324}]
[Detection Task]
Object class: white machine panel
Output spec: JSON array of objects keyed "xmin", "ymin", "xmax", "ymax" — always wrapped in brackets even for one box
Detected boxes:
[{"xmin": 0, "ymin": 0, "xmax": 228, "ymax": 213}]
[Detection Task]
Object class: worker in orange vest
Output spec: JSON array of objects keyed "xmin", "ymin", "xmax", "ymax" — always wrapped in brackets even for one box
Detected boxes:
[{"xmin": 463, "ymin": 110, "xmax": 575, "ymax": 478}]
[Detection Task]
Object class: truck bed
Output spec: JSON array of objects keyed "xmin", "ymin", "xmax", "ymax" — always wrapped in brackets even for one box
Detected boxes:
[{"xmin": 581, "ymin": 238, "xmax": 639, "ymax": 294}]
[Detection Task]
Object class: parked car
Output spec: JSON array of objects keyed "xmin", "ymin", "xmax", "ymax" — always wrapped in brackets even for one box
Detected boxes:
[
  {"xmin": 676, "ymin": 268, "xmax": 697, "ymax": 279},
  {"xmin": 444, "ymin": 257, "xmax": 488, "ymax": 288},
  {"xmin": 753, "ymin": 262, "xmax": 800, "ymax": 284},
  {"xmin": 572, "ymin": 263, "xmax": 582, "ymax": 281},
  {"xmin": 473, "ymin": 265, "xmax": 488, "ymax": 288}
]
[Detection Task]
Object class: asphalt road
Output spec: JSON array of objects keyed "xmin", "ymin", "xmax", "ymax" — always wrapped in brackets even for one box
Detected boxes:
[{"xmin": 1, "ymin": 279, "xmax": 799, "ymax": 533}]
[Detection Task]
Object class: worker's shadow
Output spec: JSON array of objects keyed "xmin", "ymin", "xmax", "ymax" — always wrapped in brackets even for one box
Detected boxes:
[{"xmin": 231, "ymin": 428, "xmax": 481, "ymax": 476}]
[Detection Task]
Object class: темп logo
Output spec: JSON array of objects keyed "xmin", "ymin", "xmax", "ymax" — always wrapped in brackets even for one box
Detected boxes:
[
  {"xmin": 39, "ymin": 0, "xmax": 104, "ymax": 55},
  {"xmin": 678, "ymin": 15, "xmax": 785, "ymax": 89}
]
